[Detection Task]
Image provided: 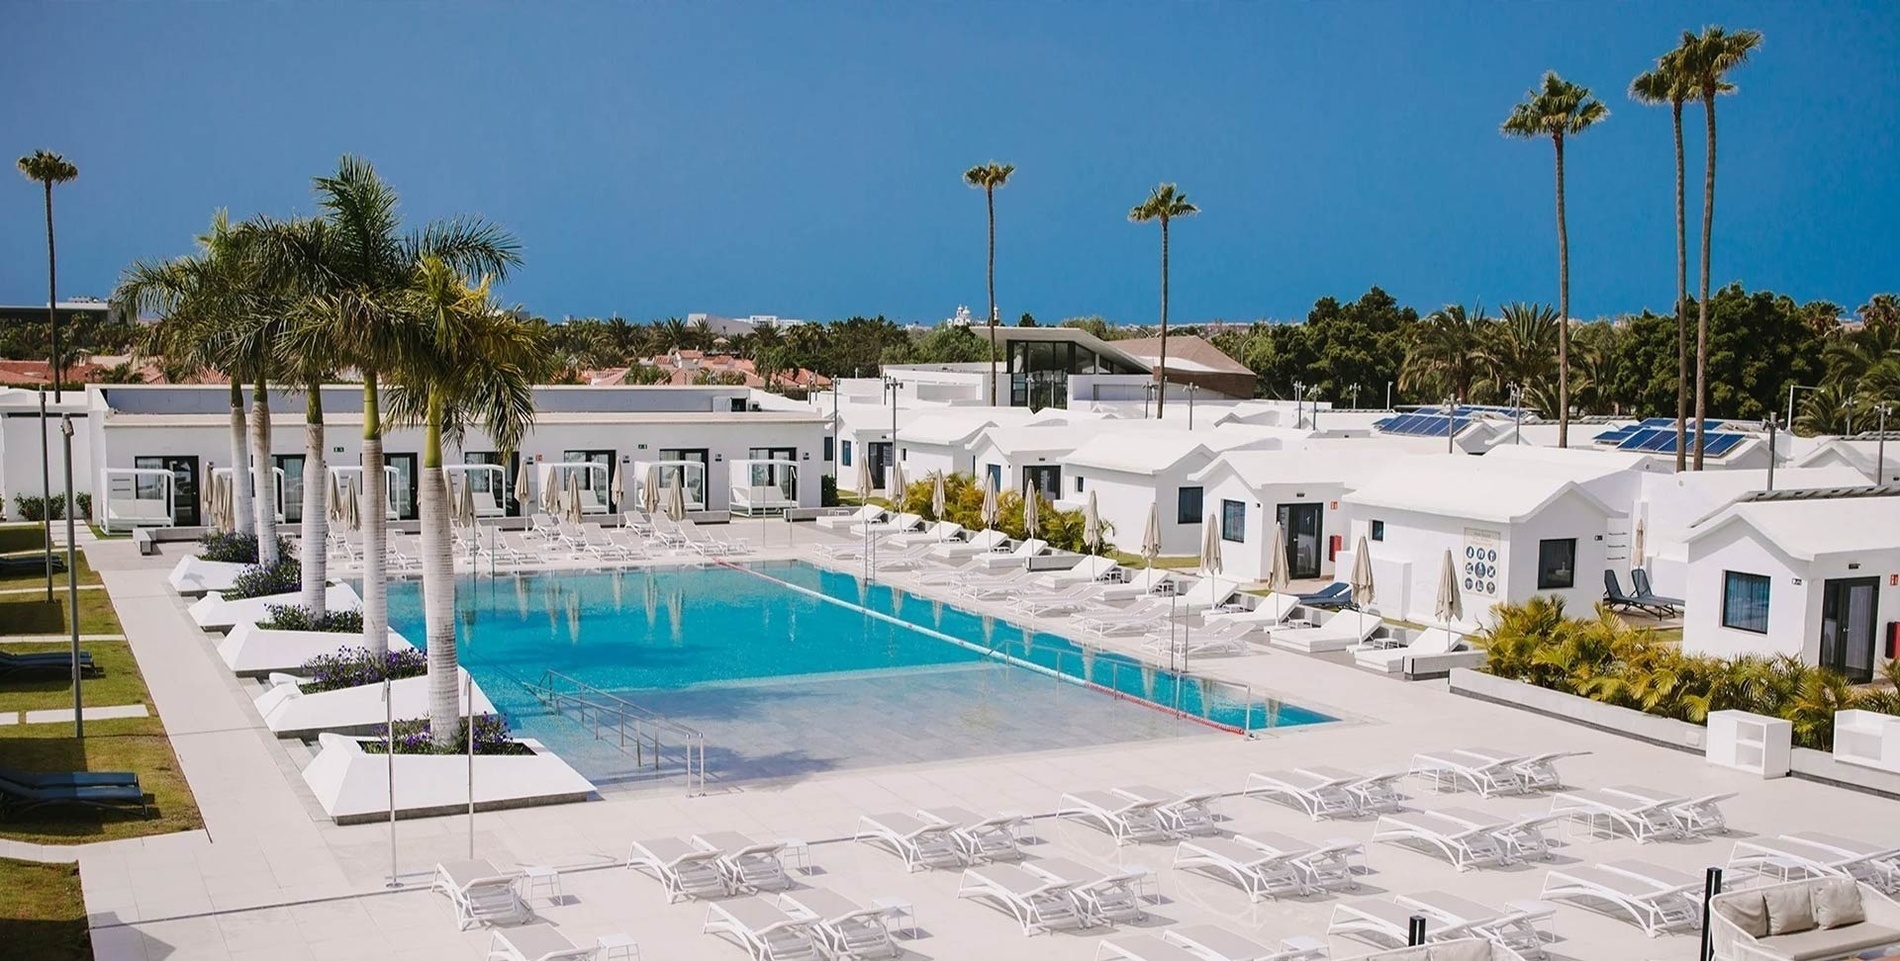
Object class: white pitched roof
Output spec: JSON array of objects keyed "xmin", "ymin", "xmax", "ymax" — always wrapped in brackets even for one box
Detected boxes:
[
  {"xmin": 1343, "ymin": 457, "xmax": 1620, "ymax": 524},
  {"xmin": 1690, "ymin": 492, "xmax": 1900, "ymax": 560},
  {"xmin": 1190, "ymin": 447, "xmax": 1428, "ymax": 489}
]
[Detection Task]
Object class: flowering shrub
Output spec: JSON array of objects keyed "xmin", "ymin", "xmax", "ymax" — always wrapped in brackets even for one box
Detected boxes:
[
  {"xmin": 258, "ymin": 605, "xmax": 364, "ymax": 633},
  {"xmin": 362, "ymin": 714, "xmax": 530, "ymax": 755},
  {"xmin": 298, "ymin": 646, "xmax": 427, "ymax": 693},
  {"xmin": 222, "ymin": 556, "xmax": 301, "ymax": 599},
  {"xmin": 199, "ymin": 532, "xmax": 291, "ymax": 564}
]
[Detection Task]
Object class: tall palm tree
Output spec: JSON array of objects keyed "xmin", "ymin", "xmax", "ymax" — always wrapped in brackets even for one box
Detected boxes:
[
  {"xmin": 1502, "ymin": 72, "xmax": 1609, "ymax": 448},
  {"xmin": 17, "ymin": 151, "xmax": 78, "ymax": 401},
  {"xmin": 1476, "ymin": 302, "xmax": 1561, "ymax": 407},
  {"xmin": 1630, "ymin": 52, "xmax": 1694, "ymax": 470},
  {"xmin": 389, "ymin": 258, "xmax": 543, "ymax": 747},
  {"xmin": 962, "ymin": 161, "xmax": 1015, "ymax": 404},
  {"xmin": 1679, "ymin": 26, "xmax": 1764, "ymax": 469},
  {"xmin": 1400, "ymin": 304, "xmax": 1489, "ymax": 403},
  {"xmin": 277, "ymin": 156, "xmax": 520, "ymax": 656},
  {"xmin": 1128, "ymin": 184, "xmax": 1199, "ymax": 417}
]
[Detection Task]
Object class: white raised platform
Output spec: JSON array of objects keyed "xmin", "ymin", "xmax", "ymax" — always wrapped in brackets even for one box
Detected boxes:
[
  {"xmin": 302, "ymin": 732, "xmax": 596, "ymax": 824},
  {"xmin": 1834, "ymin": 710, "xmax": 1900, "ymax": 774},
  {"xmin": 218, "ymin": 624, "xmax": 415, "ymax": 677},
  {"xmin": 189, "ymin": 583, "xmax": 363, "ymax": 632},
  {"xmin": 167, "ymin": 556, "xmax": 252, "ymax": 595},
  {"xmin": 255, "ymin": 670, "xmax": 494, "ymax": 738}
]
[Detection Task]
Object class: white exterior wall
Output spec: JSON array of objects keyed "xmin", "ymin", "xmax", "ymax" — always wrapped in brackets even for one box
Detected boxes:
[
  {"xmin": 897, "ymin": 440, "xmax": 968, "ymax": 483},
  {"xmin": 2, "ymin": 409, "xmax": 94, "ymax": 517},
  {"xmin": 1060, "ymin": 469, "xmax": 1171, "ymax": 556},
  {"xmin": 1201, "ymin": 477, "xmax": 1347, "ymax": 584},
  {"xmin": 1682, "ymin": 525, "xmax": 1815, "ymax": 660}
]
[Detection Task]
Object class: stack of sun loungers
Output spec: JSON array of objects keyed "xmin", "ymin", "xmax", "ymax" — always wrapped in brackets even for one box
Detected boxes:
[
  {"xmin": 1246, "ymin": 766, "xmax": 1407, "ymax": 820},
  {"xmin": 1331, "ymin": 892, "xmax": 1550, "ymax": 958},
  {"xmin": 1172, "ymin": 831, "xmax": 1366, "ymax": 901},
  {"xmin": 431, "ymin": 859, "xmax": 531, "ymax": 930},
  {"xmin": 776, "ymin": 888, "xmax": 901, "ymax": 959},
  {"xmin": 1538, "ymin": 859, "xmax": 1705, "ymax": 936},
  {"xmin": 955, "ymin": 862, "xmax": 1090, "ymax": 935}
]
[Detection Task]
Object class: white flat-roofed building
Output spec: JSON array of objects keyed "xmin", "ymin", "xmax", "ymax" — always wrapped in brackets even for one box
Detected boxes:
[
  {"xmin": 0, "ymin": 387, "xmax": 94, "ymax": 514},
  {"xmin": 1683, "ymin": 487, "xmax": 1900, "ymax": 681},
  {"xmin": 1058, "ymin": 424, "xmax": 1285, "ymax": 556},
  {"xmin": 84, "ymin": 384, "xmax": 827, "ymax": 523}
]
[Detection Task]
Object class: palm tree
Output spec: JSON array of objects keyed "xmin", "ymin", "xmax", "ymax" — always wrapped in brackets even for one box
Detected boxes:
[
  {"xmin": 390, "ymin": 258, "xmax": 543, "ymax": 747},
  {"xmin": 17, "ymin": 151, "xmax": 78, "ymax": 401},
  {"xmin": 277, "ymin": 156, "xmax": 520, "ymax": 656},
  {"xmin": 1399, "ymin": 304, "xmax": 1489, "ymax": 403},
  {"xmin": 1678, "ymin": 26, "xmax": 1764, "ymax": 469},
  {"xmin": 1502, "ymin": 71, "xmax": 1610, "ymax": 448},
  {"xmin": 1476, "ymin": 302, "xmax": 1560, "ymax": 406},
  {"xmin": 1128, "ymin": 184, "xmax": 1199, "ymax": 417},
  {"xmin": 962, "ymin": 162, "xmax": 1015, "ymax": 404},
  {"xmin": 1630, "ymin": 52, "xmax": 1694, "ymax": 470}
]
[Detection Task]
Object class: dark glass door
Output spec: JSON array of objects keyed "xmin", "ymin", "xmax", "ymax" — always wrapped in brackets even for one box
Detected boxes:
[
  {"xmin": 1023, "ymin": 465, "xmax": 1062, "ymax": 502},
  {"xmin": 1821, "ymin": 577, "xmax": 1878, "ymax": 682},
  {"xmin": 135, "ymin": 455, "xmax": 199, "ymax": 527},
  {"xmin": 385, "ymin": 453, "xmax": 419, "ymax": 520},
  {"xmin": 657, "ymin": 448, "xmax": 709, "ymax": 507},
  {"xmin": 1277, "ymin": 502, "xmax": 1324, "ymax": 579},
  {"xmin": 865, "ymin": 443, "xmax": 892, "ymax": 489},
  {"xmin": 564, "ymin": 449, "xmax": 616, "ymax": 511},
  {"xmin": 274, "ymin": 454, "xmax": 305, "ymax": 523}
]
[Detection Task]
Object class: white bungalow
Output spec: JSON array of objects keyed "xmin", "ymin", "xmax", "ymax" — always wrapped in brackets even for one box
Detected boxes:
[
  {"xmin": 1337, "ymin": 458, "xmax": 1625, "ymax": 630},
  {"xmin": 1058, "ymin": 425, "xmax": 1285, "ymax": 556},
  {"xmin": 1627, "ymin": 465, "xmax": 1869, "ymax": 597},
  {"xmin": 1682, "ymin": 487, "xmax": 1900, "ymax": 682},
  {"xmin": 893, "ymin": 409, "xmax": 1037, "ymax": 481},
  {"xmin": 1795, "ymin": 436, "xmax": 1900, "ymax": 485},
  {"xmin": 967, "ymin": 422, "xmax": 1104, "ymax": 501}
]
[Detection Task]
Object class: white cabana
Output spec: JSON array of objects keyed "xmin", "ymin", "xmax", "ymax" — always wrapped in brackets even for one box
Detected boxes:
[
  {"xmin": 99, "ymin": 468, "xmax": 176, "ymax": 533},
  {"xmin": 632, "ymin": 459, "xmax": 708, "ymax": 512},
  {"xmin": 536, "ymin": 461, "xmax": 612, "ymax": 515},
  {"xmin": 326, "ymin": 465, "xmax": 400, "ymax": 521},
  {"xmin": 729, "ymin": 458, "xmax": 799, "ymax": 516},
  {"xmin": 211, "ymin": 466, "xmax": 288, "ymax": 525},
  {"xmin": 442, "ymin": 463, "xmax": 508, "ymax": 518}
]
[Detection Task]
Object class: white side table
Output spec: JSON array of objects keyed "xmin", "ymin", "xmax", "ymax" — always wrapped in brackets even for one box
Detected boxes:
[
  {"xmin": 521, "ymin": 864, "xmax": 561, "ymax": 902},
  {"xmin": 597, "ymin": 932, "xmax": 641, "ymax": 960},
  {"xmin": 873, "ymin": 896, "xmax": 916, "ymax": 939},
  {"xmin": 781, "ymin": 838, "xmax": 811, "ymax": 875}
]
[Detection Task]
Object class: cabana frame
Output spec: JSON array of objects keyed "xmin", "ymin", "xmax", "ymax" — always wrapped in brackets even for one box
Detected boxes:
[
  {"xmin": 327, "ymin": 465, "xmax": 401, "ymax": 520},
  {"xmin": 211, "ymin": 466, "xmax": 289, "ymax": 524},
  {"xmin": 632, "ymin": 459, "xmax": 709, "ymax": 512},
  {"xmin": 535, "ymin": 461, "xmax": 612, "ymax": 514},
  {"xmin": 100, "ymin": 468, "xmax": 176, "ymax": 533},
  {"xmin": 443, "ymin": 463, "xmax": 508, "ymax": 518},
  {"xmin": 729, "ymin": 458, "xmax": 799, "ymax": 516}
]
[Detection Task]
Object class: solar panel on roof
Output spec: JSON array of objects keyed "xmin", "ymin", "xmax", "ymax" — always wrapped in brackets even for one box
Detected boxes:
[
  {"xmin": 1377, "ymin": 413, "xmax": 1469, "ymax": 437},
  {"xmin": 1614, "ymin": 427, "xmax": 1748, "ymax": 456}
]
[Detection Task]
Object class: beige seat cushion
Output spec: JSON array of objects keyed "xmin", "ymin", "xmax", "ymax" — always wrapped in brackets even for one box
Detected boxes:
[
  {"xmin": 1361, "ymin": 949, "xmax": 1429, "ymax": 961},
  {"xmin": 1715, "ymin": 891, "xmax": 1770, "ymax": 938},
  {"xmin": 1810, "ymin": 877, "xmax": 1867, "ymax": 929},
  {"xmin": 1764, "ymin": 883, "xmax": 1818, "ymax": 935},
  {"xmin": 1765, "ymin": 922, "xmax": 1900, "ymax": 961},
  {"xmin": 1428, "ymin": 942, "xmax": 1495, "ymax": 961}
]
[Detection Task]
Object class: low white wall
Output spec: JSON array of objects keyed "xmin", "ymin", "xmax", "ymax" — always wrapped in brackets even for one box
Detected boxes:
[{"xmin": 1447, "ymin": 668, "xmax": 1708, "ymax": 753}]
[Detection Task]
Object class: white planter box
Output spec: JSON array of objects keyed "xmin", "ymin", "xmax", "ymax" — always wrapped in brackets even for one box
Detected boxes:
[
  {"xmin": 1448, "ymin": 669, "xmax": 1708, "ymax": 751},
  {"xmin": 189, "ymin": 583, "xmax": 362, "ymax": 632},
  {"xmin": 1706, "ymin": 710, "xmax": 1793, "ymax": 778},
  {"xmin": 1833, "ymin": 710, "xmax": 1900, "ymax": 774},
  {"xmin": 217, "ymin": 624, "xmax": 414, "ymax": 677},
  {"xmin": 256, "ymin": 671, "xmax": 494, "ymax": 739},
  {"xmin": 167, "ymin": 557, "xmax": 251, "ymax": 595},
  {"xmin": 302, "ymin": 733, "xmax": 595, "ymax": 823}
]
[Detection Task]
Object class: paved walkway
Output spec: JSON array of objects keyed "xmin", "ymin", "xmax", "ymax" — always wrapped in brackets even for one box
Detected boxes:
[{"xmin": 33, "ymin": 523, "xmax": 1900, "ymax": 961}]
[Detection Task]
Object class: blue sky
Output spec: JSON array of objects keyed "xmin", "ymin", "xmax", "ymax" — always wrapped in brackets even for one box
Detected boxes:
[{"xmin": 4, "ymin": 2, "xmax": 1896, "ymax": 325}]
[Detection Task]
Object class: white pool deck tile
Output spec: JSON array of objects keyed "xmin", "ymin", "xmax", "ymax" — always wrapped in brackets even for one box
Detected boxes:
[{"xmin": 49, "ymin": 525, "xmax": 1900, "ymax": 961}]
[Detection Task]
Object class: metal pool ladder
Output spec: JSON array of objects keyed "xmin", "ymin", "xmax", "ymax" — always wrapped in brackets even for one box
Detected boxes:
[{"xmin": 526, "ymin": 670, "xmax": 708, "ymax": 795}]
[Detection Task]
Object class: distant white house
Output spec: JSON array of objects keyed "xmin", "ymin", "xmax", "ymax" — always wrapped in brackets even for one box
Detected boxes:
[
  {"xmin": 1682, "ymin": 488, "xmax": 1900, "ymax": 682},
  {"xmin": 968, "ymin": 423, "xmax": 1104, "ymax": 501},
  {"xmin": 895, "ymin": 409, "xmax": 1038, "ymax": 482},
  {"xmin": 1190, "ymin": 447, "xmax": 1432, "ymax": 584},
  {"xmin": 1627, "ymin": 465, "xmax": 1870, "ymax": 597},
  {"xmin": 1795, "ymin": 436, "xmax": 1900, "ymax": 486},
  {"xmin": 1057, "ymin": 425, "xmax": 1281, "ymax": 556},
  {"xmin": 1338, "ymin": 458, "xmax": 1625, "ymax": 630}
]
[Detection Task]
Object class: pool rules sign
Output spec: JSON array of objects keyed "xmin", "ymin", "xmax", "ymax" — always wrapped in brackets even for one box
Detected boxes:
[{"xmin": 1462, "ymin": 528, "xmax": 1500, "ymax": 597}]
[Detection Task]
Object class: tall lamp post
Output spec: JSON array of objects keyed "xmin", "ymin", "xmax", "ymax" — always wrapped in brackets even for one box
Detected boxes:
[
  {"xmin": 1763, "ymin": 413, "xmax": 1779, "ymax": 491},
  {"xmin": 61, "ymin": 414, "xmax": 80, "ymax": 738},
  {"xmin": 1186, "ymin": 383, "xmax": 1199, "ymax": 429},
  {"xmin": 1877, "ymin": 404, "xmax": 1892, "ymax": 486},
  {"xmin": 1508, "ymin": 384, "xmax": 1524, "ymax": 445},
  {"xmin": 1292, "ymin": 379, "xmax": 1305, "ymax": 429},
  {"xmin": 882, "ymin": 374, "xmax": 901, "ymax": 497}
]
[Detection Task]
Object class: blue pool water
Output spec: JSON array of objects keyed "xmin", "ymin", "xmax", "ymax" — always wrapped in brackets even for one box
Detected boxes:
[{"xmin": 383, "ymin": 561, "xmax": 1330, "ymax": 786}]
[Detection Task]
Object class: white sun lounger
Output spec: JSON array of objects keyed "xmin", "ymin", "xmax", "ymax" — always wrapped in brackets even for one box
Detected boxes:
[
  {"xmin": 1097, "ymin": 935, "xmax": 1206, "ymax": 961},
  {"xmin": 486, "ymin": 923, "xmax": 596, "ymax": 961},
  {"xmin": 976, "ymin": 537, "xmax": 1050, "ymax": 569},
  {"xmin": 956, "ymin": 862, "xmax": 1088, "ymax": 935},
  {"xmin": 816, "ymin": 505, "xmax": 884, "ymax": 529},
  {"xmin": 1783, "ymin": 833, "xmax": 1900, "ymax": 892},
  {"xmin": 919, "ymin": 806, "xmax": 1024, "ymax": 862},
  {"xmin": 1172, "ymin": 836, "xmax": 1311, "ymax": 901},
  {"xmin": 1111, "ymin": 785, "xmax": 1220, "ymax": 836},
  {"xmin": 1433, "ymin": 807, "xmax": 1564, "ymax": 861},
  {"xmin": 694, "ymin": 831, "xmax": 790, "ymax": 892},
  {"xmin": 1023, "ymin": 856, "xmax": 1147, "ymax": 924},
  {"xmin": 1270, "ymin": 610, "xmax": 1382, "ymax": 654},
  {"xmin": 1097, "ymin": 568, "xmax": 1181, "ymax": 600},
  {"xmin": 1059, "ymin": 790, "xmax": 1174, "ymax": 845},
  {"xmin": 1142, "ymin": 620, "xmax": 1256, "ymax": 658},
  {"xmin": 1230, "ymin": 830, "xmax": 1365, "ymax": 892},
  {"xmin": 432, "ymin": 859, "xmax": 529, "ymax": 930},
  {"xmin": 777, "ymin": 887, "xmax": 899, "ymax": 959},
  {"xmin": 1730, "ymin": 835, "xmax": 1900, "ymax": 890},
  {"xmin": 1409, "ymin": 750, "xmax": 1531, "ymax": 797},
  {"xmin": 1329, "ymin": 897, "xmax": 1484, "ymax": 947},
  {"xmin": 1311, "ymin": 766, "xmax": 1408, "ymax": 814},
  {"xmin": 702, "ymin": 896, "xmax": 822, "ymax": 961},
  {"xmin": 887, "ymin": 520, "xmax": 965, "ymax": 546},
  {"xmin": 1044, "ymin": 555, "xmax": 1122, "ymax": 586},
  {"xmin": 1549, "ymin": 789, "xmax": 1686, "ymax": 843},
  {"xmin": 1354, "ymin": 626, "xmax": 1464, "ymax": 673},
  {"xmin": 1163, "ymin": 924, "xmax": 1332, "ymax": 961},
  {"xmin": 1397, "ymin": 891, "xmax": 1548, "ymax": 959},
  {"xmin": 1539, "ymin": 860, "xmax": 1703, "ymax": 936},
  {"xmin": 1207, "ymin": 591, "xmax": 1305, "ymax": 626},
  {"xmin": 860, "ymin": 511, "xmax": 923, "ymax": 534},
  {"xmin": 1601, "ymin": 785, "xmax": 1734, "ymax": 836},
  {"xmin": 855, "ymin": 811, "xmax": 965, "ymax": 871},
  {"xmin": 1372, "ymin": 810, "xmax": 1513, "ymax": 871},
  {"xmin": 628, "ymin": 837, "xmax": 731, "ymax": 902},
  {"xmin": 872, "ymin": 544, "xmax": 934, "ymax": 571},
  {"xmin": 1013, "ymin": 583, "xmax": 1106, "ymax": 616},
  {"xmin": 1071, "ymin": 598, "xmax": 1175, "ymax": 636},
  {"xmin": 930, "ymin": 528, "xmax": 1010, "ymax": 557},
  {"xmin": 1452, "ymin": 747, "xmax": 1587, "ymax": 791},
  {"xmin": 1246, "ymin": 769, "xmax": 1359, "ymax": 820}
]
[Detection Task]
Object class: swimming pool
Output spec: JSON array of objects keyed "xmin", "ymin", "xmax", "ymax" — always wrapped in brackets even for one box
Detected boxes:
[{"xmin": 382, "ymin": 561, "xmax": 1330, "ymax": 786}]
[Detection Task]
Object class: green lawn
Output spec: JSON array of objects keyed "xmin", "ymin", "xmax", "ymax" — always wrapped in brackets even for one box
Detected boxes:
[
  {"xmin": 1, "ymin": 643, "xmax": 148, "ymax": 712},
  {"xmin": 0, "ymin": 858, "xmax": 90, "ymax": 961},
  {"xmin": 0, "ymin": 524, "xmax": 48, "ymax": 554},
  {"xmin": 0, "ymin": 590, "xmax": 124, "ymax": 636},
  {"xmin": 0, "ymin": 548, "xmax": 104, "ymax": 592},
  {"xmin": 1109, "ymin": 551, "xmax": 1204, "ymax": 570}
]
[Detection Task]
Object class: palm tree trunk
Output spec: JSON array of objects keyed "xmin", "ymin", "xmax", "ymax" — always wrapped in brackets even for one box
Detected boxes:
[
  {"xmin": 419, "ymin": 393, "xmax": 459, "ymax": 749},
  {"xmin": 1693, "ymin": 94, "xmax": 1716, "ymax": 471},
  {"xmin": 986, "ymin": 187, "xmax": 999, "ymax": 406},
  {"xmin": 1156, "ymin": 219, "xmax": 1169, "ymax": 418},
  {"xmin": 300, "ymin": 381, "xmax": 328, "ymax": 616},
  {"xmin": 360, "ymin": 374, "xmax": 390, "ymax": 657},
  {"xmin": 42, "ymin": 182, "xmax": 61, "ymax": 403},
  {"xmin": 228, "ymin": 380, "xmax": 255, "ymax": 536},
  {"xmin": 1553, "ymin": 135, "xmax": 1570, "ymax": 448},
  {"xmin": 1672, "ymin": 99, "xmax": 1689, "ymax": 473},
  {"xmin": 251, "ymin": 374, "xmax": 279, "ymax": 565}
]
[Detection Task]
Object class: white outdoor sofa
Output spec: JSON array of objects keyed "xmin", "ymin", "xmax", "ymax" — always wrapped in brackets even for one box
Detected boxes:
[{"xmin": 1709, "ymin": 877, "xmax": 1900, "ymax": 961}]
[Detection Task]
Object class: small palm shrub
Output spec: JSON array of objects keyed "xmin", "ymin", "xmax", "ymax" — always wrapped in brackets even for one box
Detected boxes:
[
  {"xmin": 223, "ymin": 556, "xmax": 301, "ymax": 599},
  {"xmin": 257, "ymin": 604, "xmax": 364, "ymax": 633},
  {"xmin": 298, "ymin": 646, "xmax": 427, "ymax": 693},
  {"xmin": 891, "ymin": 471, "xmax": 1113, "ymax": 555},
  {"xmin": 1484, "ymin": 596, "xmax": 1897, "ymax": 749}
]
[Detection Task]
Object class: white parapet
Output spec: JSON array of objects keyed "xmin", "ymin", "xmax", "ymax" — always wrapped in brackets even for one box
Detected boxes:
[
  {"xmin": 1833, "ymin": 710, "xmax": 1900, "ymax": 774},
  {"xmin": 167, "ymin": 556, "xmax": 253, "ymax": 595},
  {"xmin": 302, "ymin": 732, "xmax": 595, "ymax": 824},
  {"xmin": 218, "ymin": 624, "xmax": 415, "ymax": 677},
  {"xmin": 256, "ymin": 671, "xmax": 494, "ymax": 739},
  {"xmin": 189, "ymin": 583, "xmax": 363, "ymax": 632}
]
